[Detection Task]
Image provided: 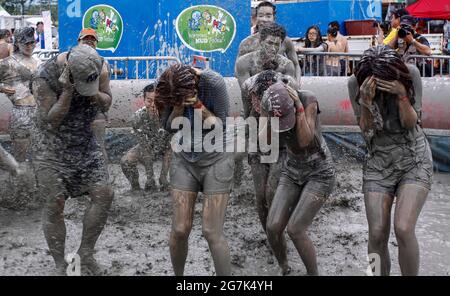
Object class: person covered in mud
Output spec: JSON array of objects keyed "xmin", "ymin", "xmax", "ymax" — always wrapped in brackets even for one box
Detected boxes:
[
  {"xmin": 121, "ymin": 83, "xmax": 171, "ymax": 192},
  {"xmin": 156, "ymin": 64, "xmax": 234, "ymax": 276},
  {"xmin": 0, "ymin": 29, "xmax": 14, "ymax": 59},
  {"xmin": 260, "ymin": 81, "xmax": 336, "ymax": 276},
  {"xmin": 235, "ymin": 23, "xmax": 295, "ymax": 88},
  {"xmin": 238, "ymin": 1, "xmax": 301, "ymax": 83},
  {"xmin": 0, "ymin": 27, "xmax": 40, "ymax": 162},
  {"xmin": 31, "ymin": 44, "xmax": 114, "ymax": 275},
  {"xmin": 77, "ymin": 28, "xmax": 112, "ymax": 163},
  {"xmin": 347, "ymin": 46, "xmax": 433, "ymax": 276},
  {"xmin": 240, "ymin": 69, "xmax": 299, "ymax": 273}
]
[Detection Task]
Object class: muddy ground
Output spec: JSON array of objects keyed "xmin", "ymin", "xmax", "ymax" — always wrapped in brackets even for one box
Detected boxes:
[{"xmin": 1, "ymin": 156, "xmax": 449, "ymax": 276}]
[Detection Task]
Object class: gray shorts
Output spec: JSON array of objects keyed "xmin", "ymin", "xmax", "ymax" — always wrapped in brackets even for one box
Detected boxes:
[
  {"xmin": 34, "ymin": 146, "xmax": 109, "ymax": 199},
  {"xmin": 363, "ymin": 136, "xmax": 433, "ymax": 196},
  {"xmin": 279, "ymin": 148, "xmax": 336, "ymax": 198},
  {"xmin": 9, "ymin": 105, "xmax": 36, "ymax": 140},
  {"xmin": 170, "ymin": 152, "xmax": 235, "ymax": 195}
]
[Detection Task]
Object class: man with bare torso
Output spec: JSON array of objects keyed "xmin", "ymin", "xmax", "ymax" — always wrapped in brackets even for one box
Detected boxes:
[
  {"xmin": 238, "ymin": 1, "xmax": 301, "ymax": 83},
  {"xmin": 235, "ymin": 23, "xmax": 295, "ymax": 88}
]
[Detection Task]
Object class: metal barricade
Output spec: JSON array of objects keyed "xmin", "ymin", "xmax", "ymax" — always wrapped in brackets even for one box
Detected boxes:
[
  {"xmin": 405, "ymin": 55, "xmax": 450, "ymax": 77},
  {"xmin": 106, "ymin": 56, "xmax": 181, "ymax": 80},
  {"xmin": 298, "ymin": 52, "xmax": 450, "ymax": 77},
  {"xmin": 298, "ymin": 52, "xmax": 363, "ymax": 77}
]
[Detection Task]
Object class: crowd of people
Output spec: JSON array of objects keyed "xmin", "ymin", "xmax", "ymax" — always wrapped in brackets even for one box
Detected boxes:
[
  {"xmin": 0, "ymin": 0, "xmax": 436, "ymax": 276},
  {"xmin": 249, "ymin": 2, "xmax": 448, "ymax": 77}
]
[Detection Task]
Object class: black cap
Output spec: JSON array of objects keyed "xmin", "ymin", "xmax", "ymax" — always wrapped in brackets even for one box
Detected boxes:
[{"xmin": 400, "ymin": 15, "xmax": 417, "ymax": 27}]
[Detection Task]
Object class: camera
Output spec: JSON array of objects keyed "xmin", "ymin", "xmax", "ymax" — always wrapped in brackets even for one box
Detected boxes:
[
  {"xmin": 327, "ymin": 27, "xmax": 338, "ymax": 38},
  {"xmin": 373, "ymin": 21, "xmax": 390, "ymax": 32},
  {"xmin": 398, "ymin": 25, "xmax": 414, "ymax": 38}
]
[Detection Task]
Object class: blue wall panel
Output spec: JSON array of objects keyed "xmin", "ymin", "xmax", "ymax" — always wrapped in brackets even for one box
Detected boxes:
[{"xmin": 59, "ymin": 0, "xmax": 250, "ymax": 77}]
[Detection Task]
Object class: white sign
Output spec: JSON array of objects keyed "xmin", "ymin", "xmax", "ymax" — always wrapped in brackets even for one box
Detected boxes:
[{"xmin": 42, "ymin": 10, "xmax": 52, "ymax": 50}]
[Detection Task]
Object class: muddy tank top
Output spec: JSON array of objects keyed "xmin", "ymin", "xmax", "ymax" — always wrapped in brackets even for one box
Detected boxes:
[{"xmin": 35, "ymin": 55, "xmax": 99, "ymax": 148}]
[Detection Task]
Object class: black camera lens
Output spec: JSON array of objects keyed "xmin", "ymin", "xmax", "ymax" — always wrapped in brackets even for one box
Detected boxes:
[{"xmin": 398, "ymin": 28, "xmax": 407, "ymax": 38}]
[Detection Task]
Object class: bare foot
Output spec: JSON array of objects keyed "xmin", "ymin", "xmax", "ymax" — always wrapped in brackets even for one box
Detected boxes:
[{"xmin": 80, "ymin": 256, "xmax": 106, "ymax": 276}]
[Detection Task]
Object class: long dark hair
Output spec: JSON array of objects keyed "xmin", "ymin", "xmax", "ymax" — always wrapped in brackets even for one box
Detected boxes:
[
  {"xmin": 155, "ymin": 64, "xmax": 199, "ymax": 107},
  {"xmin": 304, "ymin": 25, "xmax": 323, "ymax": 48},
  {"xmin": 355, "ymin": 45, "xmax": 414, "ymax": 99}
]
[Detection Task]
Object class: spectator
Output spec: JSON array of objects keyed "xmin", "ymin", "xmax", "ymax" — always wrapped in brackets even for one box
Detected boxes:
[
  {"xmin": 35, "ymin": 21, "xmax": 45, "ymax": 50},
  {"xmin": 0, "ymin": 29, "xmax": 13, "ymax": 59},
  {"xmin": 444, "ymin": 20, "xmax": 450, "ymax": 55},
  {"xmin": 384, "ymin": 8, "xmax": 409, "ymax": 47},
  {"xmin": 395, "ymin": 15, "xmax": 432, "ymax": 76},
  {"xmin": 326, "ymin": 21, "xmax": 349, "ymax": 76},
  {"xmin": 295, "ymin": 25, "xmax": 328, "ymax": 76}
]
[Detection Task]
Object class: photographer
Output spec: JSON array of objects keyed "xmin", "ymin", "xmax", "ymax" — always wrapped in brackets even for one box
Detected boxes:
[
  {"xmin": 384, "ymin": 8, "xmax": 410, "ymax": 47},
  {"xmin": 395, "ymin": 16, "xmax": 432, "ymax": 76}
]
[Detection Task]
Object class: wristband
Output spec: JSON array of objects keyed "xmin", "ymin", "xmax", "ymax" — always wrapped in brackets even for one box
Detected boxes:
[
  {"xmin": 398, "ymin": 95, "xmax": 409, "ymax": 102},
  {"xmin": 296, "ymin": 106, "xmax": 304, "ymax": 114},
  {"xmin": 193, "ymin": 100, "xmax": 203, "ymax": 109}
]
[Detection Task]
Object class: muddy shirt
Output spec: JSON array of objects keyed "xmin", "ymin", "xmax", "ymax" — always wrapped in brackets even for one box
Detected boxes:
[
  {"xmin": 0, "ymin": 53, "xmax": 39, "ymax": 104},
  {"xmin": 281, "ymin": 90, "xmax": 327, "ymax": 160},
  {"xmin": 348, "ymin": 64, "xmax": 423, "ymax": 152},
  {"xmin": 132, "ymin": 106, "xmax": 169, "ymax": 154},
  {"xmin": 160, "ymin": 69, "xmax": 231, "ymax": 165},
  {"xmin": 32, "ymin": 55, "xmax": 101, "ymax": 162}
]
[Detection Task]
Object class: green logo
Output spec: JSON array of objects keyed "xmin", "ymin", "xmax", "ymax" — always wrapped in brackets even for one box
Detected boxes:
[
  {"xmin": 82, "ymin": 4, "xmax": 123, "ymax": 53},
  {"xmin": 176, "ymin": 5, "xmax": 236, "ymax": 53}
]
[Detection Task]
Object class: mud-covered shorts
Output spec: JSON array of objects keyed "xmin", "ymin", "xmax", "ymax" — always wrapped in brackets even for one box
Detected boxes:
[
  {"xmin": 170, "ymin": 152, "xmax": 235, "ymax": 195},
  {"xmin": 363, "ymin": 135, "xmax": 433, "ymax": 196},
  {"xmin": 34, "ymin": 143, "xmax": 109, "ymax": 199},
  {"xmin": 279, "ymin": 148, "xmax": 336, "ymax": 199},
  {"xmin": 9, "ymin": 105, "xmax": 36, "ymax": 140}
]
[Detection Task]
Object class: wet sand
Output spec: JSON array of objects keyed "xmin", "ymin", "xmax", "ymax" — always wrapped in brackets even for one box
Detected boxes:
[{"xmin": 0, "ymin": 159, "xmax": 449, "ymax": 276}]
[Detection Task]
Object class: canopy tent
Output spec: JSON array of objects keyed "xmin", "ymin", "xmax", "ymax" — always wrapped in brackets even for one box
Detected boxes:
[
  {"xmin": 0, "ymin": 5, "xmax": 11, "ymax": 17},
  {"xmin": 406, "ymin": 0, "xmax": 450, "ymax": 19}
]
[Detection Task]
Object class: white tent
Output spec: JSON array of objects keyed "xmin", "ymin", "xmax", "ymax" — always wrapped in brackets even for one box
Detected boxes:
[{"xmin": 0, "ymin": 5, "xmax": 11, "ymax": 17}]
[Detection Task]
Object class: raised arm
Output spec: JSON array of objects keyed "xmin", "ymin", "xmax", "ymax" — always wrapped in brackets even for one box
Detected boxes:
[
  {"xmin": 287, "ymin": 87, "xmax": 316, "ymax": 148},
  {"xmin": 235, "ymin": 55, "xmax": 251, "ymax": 88},
  {"xmin": 284, "ymin": 37, "xmax": 302, "ymax": 82},
  {"xmin": 32, "ymin": 75, "xmax": 73, "ymax": 130},
  {"xmin": 93, "ymin": 62, "xmax": 113, "ymax": 113}
]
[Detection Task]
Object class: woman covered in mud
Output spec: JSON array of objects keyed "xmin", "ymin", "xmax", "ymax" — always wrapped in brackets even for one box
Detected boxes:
[
  {"xmin": 156, "ymin": 64, "xmax": 234, "ymax": 276},
  {"xmin": 259, "ymin": 81, "xmax": 336, "ymax": 275},
  {"xmin": 348, "ymin": 45, "xmax": 433, "ymax": 276},
  {"xmin": 0, "ymin": 27, "xmax": 39, "ymax": 162}
]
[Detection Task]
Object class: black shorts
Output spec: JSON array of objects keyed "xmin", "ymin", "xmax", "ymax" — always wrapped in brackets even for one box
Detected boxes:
[{"xmin": 34, "ymin": 145, "xmax": 109, "ymax": 199}]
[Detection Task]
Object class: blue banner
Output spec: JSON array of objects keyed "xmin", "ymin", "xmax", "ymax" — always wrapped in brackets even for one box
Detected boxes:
[{"xmin": 59, "ymin": 0, "xmax": 250, "ymax": 77}]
